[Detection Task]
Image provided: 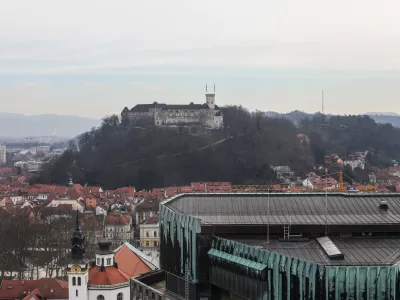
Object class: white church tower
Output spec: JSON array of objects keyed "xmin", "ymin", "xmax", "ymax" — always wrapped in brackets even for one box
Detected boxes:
[
  {"xmin": 206, "ymin": 84, "xmax": 216, "ymax": 109},
  {"xmin": 67, "ymin": 212, "xmax": 89, "ymax": 300}
]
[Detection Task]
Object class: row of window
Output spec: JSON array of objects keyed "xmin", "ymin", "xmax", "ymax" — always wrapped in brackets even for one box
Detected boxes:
[
  {"xmin": 105, "ymin": 227, "xmax": 129, "ymax": 232},
  {"xmin": 145, "ymin": 231, "xmax": 158, "ymax": 237},
  {"xmin": 72, "ymin": 277, "xmax": 81, "ymax": 286},
  {"xmin": 96, "ymin": 258, "xmax": 112, "ymax": 265},
  {"xmin": 144, "ymin": 241, "xmax": 158, "ymax": 247},
  {"xmin": 168, "ymin": 111, "xmax": 196, "ymax": 117},
  {"xmin": 97, "ymin": 293, "xmax": 123, "ymax": 300}
]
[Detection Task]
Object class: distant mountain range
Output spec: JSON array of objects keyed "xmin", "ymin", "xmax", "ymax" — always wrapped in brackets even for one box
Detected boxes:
[
  {"xmin": 265, "ymin": 111, "xmax": 400, "ymax": 128},
  {"xmin": 0, "ymin": 110, "xmax": 399, "ymax": 140},
  {"xmin": 0, "ymin": 112, "xmax": 101, "ymax": 139}
]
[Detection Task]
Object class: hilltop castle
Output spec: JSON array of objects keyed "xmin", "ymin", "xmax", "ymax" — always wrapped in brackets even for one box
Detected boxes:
[{"xmin": 121, "ymin": 85, "xmax": 224, "ymax": 129}]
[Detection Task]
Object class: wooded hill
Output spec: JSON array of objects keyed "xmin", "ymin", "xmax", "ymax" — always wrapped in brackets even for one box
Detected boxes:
[{"xmin": 34, "ymin": 106, "xmax": 400, "ymax": 189}]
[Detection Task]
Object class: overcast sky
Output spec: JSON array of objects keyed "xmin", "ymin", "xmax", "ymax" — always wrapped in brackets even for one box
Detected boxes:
[{"xmin": 1, "ymin": 0, "xmax": 400, "ymax": 118}]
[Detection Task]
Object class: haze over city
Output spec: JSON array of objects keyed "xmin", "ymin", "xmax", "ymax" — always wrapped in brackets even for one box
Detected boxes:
[{"xmin": 1, "ymin": 0, "xmax": 400, "ymax": 118}]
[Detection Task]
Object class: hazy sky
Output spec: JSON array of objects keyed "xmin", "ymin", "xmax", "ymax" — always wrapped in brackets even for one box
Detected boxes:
[{"xmin": 1, "ymin": 0, "xmax": 400, "ymax": 118}]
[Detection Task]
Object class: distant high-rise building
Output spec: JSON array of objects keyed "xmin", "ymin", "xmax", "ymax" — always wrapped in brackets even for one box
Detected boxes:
[{"xmin": 0, "ymin": 144, "xmax": 6, "ymax": 166}]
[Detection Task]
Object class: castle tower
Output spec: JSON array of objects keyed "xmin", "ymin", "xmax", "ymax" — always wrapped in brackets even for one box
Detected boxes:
[
  {"xmin": 67, "ymin": 212, "xmax": 89, "ymax": 300},
  {"xmin": 206, "ymin": 84, "xmax": 216, "ymax": 109}
]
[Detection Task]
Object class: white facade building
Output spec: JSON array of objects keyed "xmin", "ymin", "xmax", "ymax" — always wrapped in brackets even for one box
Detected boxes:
[
  {"xmin": 0, "ymin": 144, "xmax": 6, "ymax": 165},
  {"xmin": 67, "ymin": 215, "xmax": 130, "ymax": 300},
  {"xmin": 47, "ymin": 198, "xmax": 84, "ymax": 212}
]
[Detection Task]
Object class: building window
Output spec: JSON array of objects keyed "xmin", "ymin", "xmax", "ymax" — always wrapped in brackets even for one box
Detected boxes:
[
  {"xmin": 76, "ymin": 290, "xmax": 78, "ymax": 297},
  {"xmin": 154, "ymin": 241, "xmax": 158, "ymax": 247},
  {"xmin": 146, "ymin": 241, "xmax": 149, "ymax": 247},
  {"xmin": 72, "ymin": 277, "xmax": 76, "ymax": 286},
  {"xmin": 146, "ymin": 231, "xmax": 149, "ymax": 237},
  {"xmin": 78, "ymin": 277, "xmax": 81, "ymax": 286},
  {"xmin": 101, "ymin": 258, "xmax": 104, "ymax": 266},
  {"xmin": 107, "ymin": 258, "xmax": 111, "ymax": 265},
  {"xmin": 154, "ymin": 231, "xmax": 157, "ymax": 237},
  {"xmin": 97, "ymin": 296, "xmax": 105, "ymax": 300},
  {"xmin": 117, "ymin": 292, "xmax": 123, "ymax": 300}
]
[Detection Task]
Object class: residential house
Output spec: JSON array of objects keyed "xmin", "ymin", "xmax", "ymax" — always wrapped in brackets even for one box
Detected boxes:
[
  {"xmin": 82, "ymin": 186, "xmax": 103, "ymax": 196},
  {"xmin": 191, "ymin": 182, "xmax": 207, "ymax": 192},
  {"xmin": 388, "ymin": 166, "xmax": 400, "ymax": 178},
  {"xmin": 271, "ymin": 165, "xmax": 295, "ymax": 179},
  {"xmin": 104, "ymin": 213, "xmax": 132, "ymax": 247},
  {"xmin": 369, "ymin": 173, "xmax": 377, "ymax": 184},
  {"xmin": 206, "ymin": 182, "xmax": 232, "ymax": 193},
  {"xmin": 139, "ymin": 215, "xmax": 160, "ymax": 248},
  {"xmin": 46, "ymin": 197, "xmax": 84, "ymax": 212},
  {"xmin": 343, "ymin": 159, "xmax": 365, "ymax": 170},
  {"xmin": 84, "ymin": 196, "xmax": 97, "ymax": 210},
  {"xmin": 95, "ymin": 203, "xmax": 108, "ymax": 216},
  {"xmin": 303, "ymin": 176, "xmax": 338, "ymax": 190},
  {"xmin": 40, "ymin": 204, "xmax": 74, "ymax": 223},
  {"xmin": 134, "ymin": 198, "xmax": 159, "ymax": 225},
  {"xmin": 0, "ymin": 278, "xmax": 68, "ymax": 300},
  {"xmin": 0, "ymin": 198, "xmax": 13, "ymax": 210}
]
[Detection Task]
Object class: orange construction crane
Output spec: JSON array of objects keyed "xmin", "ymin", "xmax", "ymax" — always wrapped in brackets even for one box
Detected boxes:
[{"xmin": 337, "ymin": 170, "xmax": 347, "ymax": 192}]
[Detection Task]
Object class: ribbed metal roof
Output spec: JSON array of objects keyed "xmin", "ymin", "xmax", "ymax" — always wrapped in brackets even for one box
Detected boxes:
[
  {"xmin": 163, "ymin": 193, "xmax": 400, "ymax": 225},
  {"xmin": 234, "ymin": 237, "xmax": 400, "ymax": 266}
]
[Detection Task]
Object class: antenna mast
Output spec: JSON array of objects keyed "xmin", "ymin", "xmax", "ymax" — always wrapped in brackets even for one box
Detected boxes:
[{"xmin": 322, "ymin": 90, "xmax": 324, "ymax": 115}]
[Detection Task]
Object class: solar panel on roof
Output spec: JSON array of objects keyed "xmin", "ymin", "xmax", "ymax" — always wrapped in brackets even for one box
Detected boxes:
[{"xmin": 317, "ymin": 237, "xmax": 344, "ymax": 259}]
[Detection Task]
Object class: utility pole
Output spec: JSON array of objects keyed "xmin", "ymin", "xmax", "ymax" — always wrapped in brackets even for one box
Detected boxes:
[
  {"xmin": 325, "ymin": 169, "xmax": 328, "ymax": 236},
  {"xmin": 266, "ymin": 186, "xmax": 270, "ymax": 249}
]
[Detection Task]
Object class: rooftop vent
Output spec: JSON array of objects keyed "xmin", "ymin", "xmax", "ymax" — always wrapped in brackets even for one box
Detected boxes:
[
  {"xmin": 317, "ymin": 237, "xmax": 344, "ymax": 259},
  {"xmin": 379, "ymin": 200, "xmax": 389, "ymax": 210}
]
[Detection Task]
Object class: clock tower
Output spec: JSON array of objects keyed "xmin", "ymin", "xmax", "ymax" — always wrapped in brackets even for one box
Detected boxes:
[{"xmin": 67, "ymin": 212, "xmax": 89, "ymax": 300}]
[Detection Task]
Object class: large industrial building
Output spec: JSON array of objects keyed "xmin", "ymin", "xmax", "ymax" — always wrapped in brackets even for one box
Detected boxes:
[{"xmin": 132, "ymin": 193, "xmax": 400, "ymax": 299}]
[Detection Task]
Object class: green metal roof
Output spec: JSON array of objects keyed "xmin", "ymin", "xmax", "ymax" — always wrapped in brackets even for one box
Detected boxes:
[{"xmin": 208, "ymin": 248, "xmax": 267, "ymax": 271}]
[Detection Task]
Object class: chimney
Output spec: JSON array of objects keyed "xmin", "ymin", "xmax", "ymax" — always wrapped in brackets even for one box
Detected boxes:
[{"xmin": 379, "ymin": 200, "xmax": 388, "ymax": 210}]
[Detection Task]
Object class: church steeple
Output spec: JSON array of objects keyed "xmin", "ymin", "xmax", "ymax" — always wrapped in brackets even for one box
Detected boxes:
[
  {"xmin": 71, "ymin": 211, "xmax": 87, "ymax": 264},
  {"xmin": 67, "ymin": 211, "xmax": 89, "ymax": 300}
]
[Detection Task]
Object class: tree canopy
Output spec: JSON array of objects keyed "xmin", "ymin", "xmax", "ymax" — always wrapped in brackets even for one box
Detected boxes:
[{"xmin": 34, "ymin": 108, "xmax": 400, "ymax": 189}]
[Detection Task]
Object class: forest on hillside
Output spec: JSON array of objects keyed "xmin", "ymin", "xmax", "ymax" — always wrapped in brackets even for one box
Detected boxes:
[{"xmin": 34, "ymin": 106, "xmax": 400, "ymax": 189}]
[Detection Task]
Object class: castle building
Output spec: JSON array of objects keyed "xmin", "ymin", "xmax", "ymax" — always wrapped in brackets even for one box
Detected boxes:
[{"xmin": 121, "ymin": 86, "xmax": 224, "ymax": 129}]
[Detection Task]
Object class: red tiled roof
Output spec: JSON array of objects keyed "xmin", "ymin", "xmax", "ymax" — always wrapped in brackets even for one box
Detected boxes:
[
  {"xmin": 88, "ymin": 266, "xmax": 130, "ymax": 286},
  {"xmin": 191, "ymin": 182, "xmax": 207, "ymax": 191},
  {"xmin": 0, "ymin": 278, "xmax": 68, "ymax": 300},
  {"xmin": 53, "ymin": 186, "xmax": 68, "ymax": 195},
  {"xmin": 134, "ymin": 190, "xmax": 149, "ymax": 199},
  {"xmin": 72, "ymin": 184, "xmax": 84, "ymax": 190},
  {"xmin": 116, "ymin": 187, "xmax": 135, "ymax": 194},
  {"xmin": 105, "ymin": 214, "xmax": 130, "ymax": 225},
  {"xmin": 114, "ymin": 244, "xmax": 153, "ymax": 276},
  {"xmin": 144, "ymin": 215, "xmax": 159, "ymax": 224},
  {"xmin": 22, "ymin": 288, "xmax": 42, "ymax": 300}
]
